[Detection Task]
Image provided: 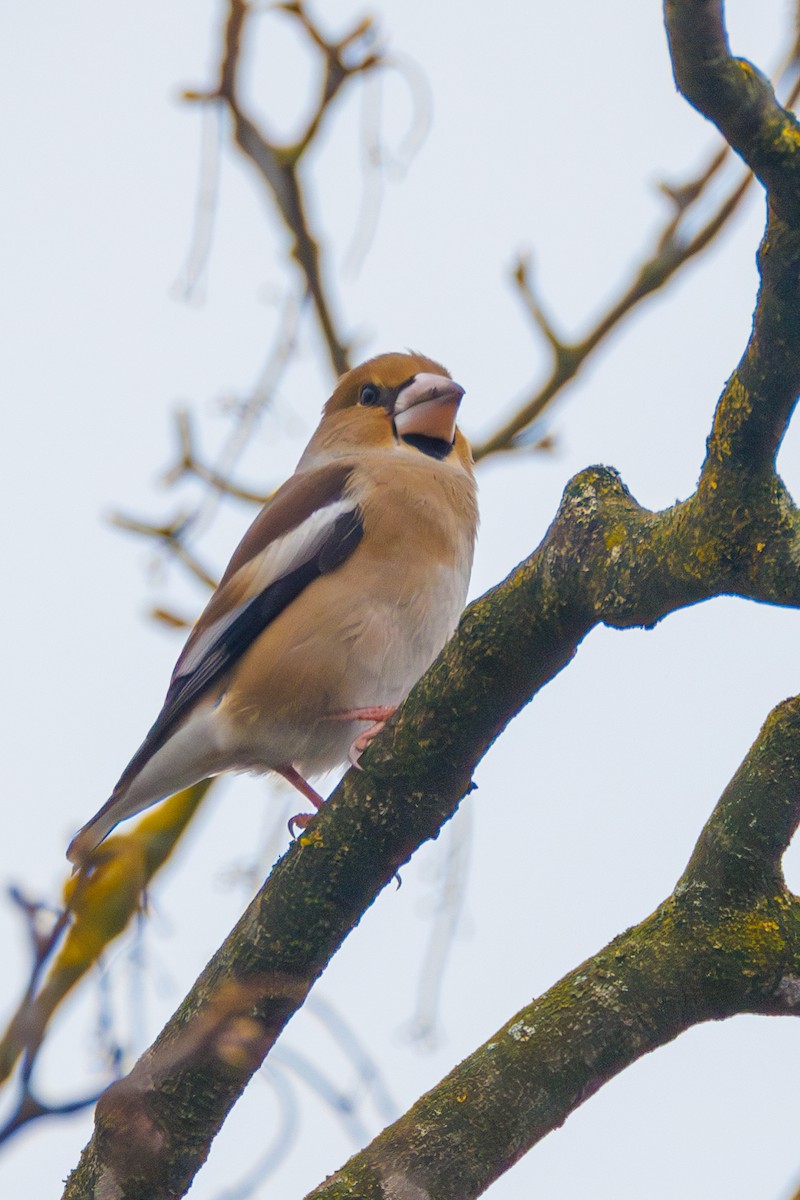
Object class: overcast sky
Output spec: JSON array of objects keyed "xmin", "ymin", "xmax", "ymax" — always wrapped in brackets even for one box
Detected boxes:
[{"xmin": 2, "ymin": 3, "xmax": 800, "ymax": 1197}]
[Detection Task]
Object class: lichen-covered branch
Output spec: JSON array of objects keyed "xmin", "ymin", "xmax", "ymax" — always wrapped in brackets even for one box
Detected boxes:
[
  {"xmin": 306, "ymin": 697, "xmax": 800, "ymax": 1200},
  {"xmin": 61, "ymin": 295, "xmax": 800, "ymax": 1197},
  {"xmin": 665, "ymin": 0, "xmax": 800, "ymax": 221},
  {"xmin": 60, "ymin": 3, "xmax": 800, "ymax": 1196}
]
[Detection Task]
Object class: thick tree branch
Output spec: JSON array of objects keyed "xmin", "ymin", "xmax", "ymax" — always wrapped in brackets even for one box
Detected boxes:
[
  {"xmin": 62, "ymin": 323, "xmax": 800, "ymax": 1196},
  {"xmin": 61, "ymin": 4, "xmax": 800, "ymax": 1196},
  {"xmin": 665, "ymin": 0, "xmax": 800, "ymax": 221},
  {"xmin": 306, "ymin": 697, "xmax": 800, "ymax": 1199}
]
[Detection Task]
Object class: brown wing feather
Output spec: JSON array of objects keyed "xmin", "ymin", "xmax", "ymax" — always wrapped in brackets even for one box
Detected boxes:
[{"xmin": 176, "ymin": 461, "xmax": 355, "ymax": 673}]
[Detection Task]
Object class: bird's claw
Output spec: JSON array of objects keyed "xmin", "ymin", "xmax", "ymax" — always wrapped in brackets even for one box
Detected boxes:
[
  {"xmin": 288, "ymin": 810, "xmax": 315, "ymax": 837},
  {"xmin": 324, "ymin": 706, "xmax": 398, "ymax": 768},
  {"xmin": 348, "ymin": 722, "xmax": 388, "ymax": 767}
]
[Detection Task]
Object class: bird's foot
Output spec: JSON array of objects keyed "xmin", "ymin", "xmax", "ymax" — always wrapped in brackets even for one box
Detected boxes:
[
  {"xmin": 327, "ymin": 706, "xmax": 398, "ymax": 725},
  {"xmin": 347, "ymin": 723, "xmax": 387, "ymax": 768},
  {"xmin": 287, "ymin": 810, "xmax": 315, "ymax": 836},
  {"xmin": 277, "ymin": 765, "xmax": 325, "ymax": 836},
  {"xmin": 324, "ymin": 705, "xmax": 398, "ymax": 768}
]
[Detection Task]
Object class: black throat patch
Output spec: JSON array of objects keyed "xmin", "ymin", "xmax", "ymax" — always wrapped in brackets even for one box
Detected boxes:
[{"xmin": 400, "ymin": 433, "xmax": 454, "ymax": 460}]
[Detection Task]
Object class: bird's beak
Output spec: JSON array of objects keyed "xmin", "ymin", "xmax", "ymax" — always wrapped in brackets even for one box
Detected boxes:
[{"xmin": 393, "ymin": 373, "xmax": 465, "ymax": 443}]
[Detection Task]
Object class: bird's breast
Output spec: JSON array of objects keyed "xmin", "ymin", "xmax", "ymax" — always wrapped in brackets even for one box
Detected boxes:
[{"xmin": 218, "ymin": 453, "xmax": 476, "ymax": 775}]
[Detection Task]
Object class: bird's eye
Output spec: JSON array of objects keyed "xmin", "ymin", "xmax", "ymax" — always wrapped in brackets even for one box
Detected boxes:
[{"xmin": 359, "ymin": 383, "xmax": 382, "ymax": 407}]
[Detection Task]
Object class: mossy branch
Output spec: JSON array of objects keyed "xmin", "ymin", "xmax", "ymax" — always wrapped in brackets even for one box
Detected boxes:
[
  {"xmin": 665, "ymin": 0, "xmax": 800, "ymax": 222},
  {"xmin": 307, "ymin": 697, "xmax": 800, "ymax": 1200},
  {"xmin": 61, "ymin": 277, "xmax": 800, "ymax": 1197},
  {"xmin": 62, "ymin": 2, "xmax": 800, "ymax": 1196}
]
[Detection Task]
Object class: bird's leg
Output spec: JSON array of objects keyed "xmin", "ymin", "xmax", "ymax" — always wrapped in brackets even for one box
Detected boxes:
[
  {"xmin": 277, "ymin": 765, "xmax": 325, "ymax": 807},
  {"xmin": 325, "ymin": 705, "xmax": 398, "ymax": 767},
  {"xmin": 277, "ymin": 765, "xmax": 326, "ymax": 835},
  {"xmin": 283, "ymin": 706, "xmax": 399, "ymax": 834}
]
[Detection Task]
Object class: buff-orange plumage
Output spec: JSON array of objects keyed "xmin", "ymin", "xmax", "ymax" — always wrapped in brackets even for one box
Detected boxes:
[{"xmin": 68, "ymin": 352, "xmax": 478, "ymax": 867}]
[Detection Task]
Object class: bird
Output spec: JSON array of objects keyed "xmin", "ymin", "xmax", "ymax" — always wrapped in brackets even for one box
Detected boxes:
[{"xmin": 67, "ymin": 352, "xmax": 478, "ymax": 868}]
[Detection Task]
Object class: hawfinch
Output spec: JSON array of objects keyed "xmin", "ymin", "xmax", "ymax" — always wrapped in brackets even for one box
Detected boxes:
[{"xmin": 67, "ymin": 352, "xmax": 478, "ymax": 868}]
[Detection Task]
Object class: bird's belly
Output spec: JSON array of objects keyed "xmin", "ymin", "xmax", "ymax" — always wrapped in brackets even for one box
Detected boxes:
[{"xmin": 215, "ymin": 554, "xmax": 468, "ymax": 776}]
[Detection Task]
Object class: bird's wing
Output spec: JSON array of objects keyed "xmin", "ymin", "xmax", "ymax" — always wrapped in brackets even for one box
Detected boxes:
[{"xmin": 114, "ymin": 461, "xmax": 362, "ymax": 791}]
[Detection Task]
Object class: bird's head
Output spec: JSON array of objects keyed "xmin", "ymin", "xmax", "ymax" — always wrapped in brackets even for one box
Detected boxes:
[{"xmin": 300, "ymin": 352, "xmax": 471, "ymax": 467}]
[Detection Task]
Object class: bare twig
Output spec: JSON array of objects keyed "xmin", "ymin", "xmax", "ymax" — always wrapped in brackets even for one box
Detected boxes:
[
  {"xmin": 109, "ymin": 511, "xmax": 219, "ymax": 590},
  {"xmin": 344, "ymin": 52, "xmax": 433, "ymax": 275},
  {"xmin": 183, "ymin": 1, "xmax": 388, "ymax": 377},
  {"xmin": 0, "ymin": 895, "xmax": 85, "ymax": 1144},
  {"xmin": 161, "ymin": 409, "xmax": 271, "ymax": 504},
  {"xmin": 473, "ymin": 68, "xmax": 800, "ymax": 462},
  {"xmin": 405, "ymin": 808, "xmax": 473, "ymax": 1048},
  {"xmin": 172, "ymin": 100, "xmax": 224, "ymax": 303},
  {"xmin": 0, "ymin": 1088, "xmax": 104, "ymax": 1148},
  {"xmin": 0, "ymin": 786, "xmax": 213, "ymax": 1146},
  {"xmin": 474, "ymin": 149, "xmax": 754, "ymax": 460}
]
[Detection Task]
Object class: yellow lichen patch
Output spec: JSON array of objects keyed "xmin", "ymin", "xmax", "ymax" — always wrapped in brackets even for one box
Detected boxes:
[
  {"xmin": 708, "ymin": 373, "xmax": 753, "ymax": 463},
  {"xmin": 731, "ymin": 910, "xmax": 785, "ymax": 966},
  {"xmin": 604, "ymin": 524, "xmax": 627, "ymax": 552},
  {"xmin": 778, "ymin": 123, "xmax": 800, "ymax": 152},
  {"xmin": 299, "ymin": 827, "xmax": 326, "ymax": 849},
  {"xmin": 694, "ymin": 541, "xmax": 720, "ymax": 565}
]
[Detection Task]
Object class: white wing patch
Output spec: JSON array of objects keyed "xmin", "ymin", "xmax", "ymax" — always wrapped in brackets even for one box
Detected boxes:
[{"xmin": 175, "ymin": 499, "xmax": 357, "ymax": 680}]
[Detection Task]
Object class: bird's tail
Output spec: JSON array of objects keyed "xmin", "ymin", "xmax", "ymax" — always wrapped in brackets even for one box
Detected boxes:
[
  {"xmin": 66, "ymin": 784, "xmax": 148, "ymax": 868},
  {"xmin": 67, "ymin": 705, "xmax": 224, "ymax": 868}
]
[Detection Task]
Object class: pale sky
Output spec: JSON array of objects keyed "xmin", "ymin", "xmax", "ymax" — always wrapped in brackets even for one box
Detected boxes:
[{"xmin": 2, "ymin": 2, "xmax": 799, "ymax": 1197}]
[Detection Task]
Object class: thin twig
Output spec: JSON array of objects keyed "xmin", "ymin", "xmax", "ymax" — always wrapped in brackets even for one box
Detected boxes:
[
  {"xmin": 109, "ymin": 512, "xmax": 219, "ymax": 590},
  {"xmin": 473, "ymin": 64, "xmax": 800, "ymax": 461},
  {"xmin": 184, "ymin": 0, "xmax": 390, "ymax": 377}
]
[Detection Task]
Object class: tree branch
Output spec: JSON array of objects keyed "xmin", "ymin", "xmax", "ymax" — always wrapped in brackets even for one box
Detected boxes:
[
  {"xmin": 306, "ymin": 696, "xmax": 800, "ymax": 1199},
  {"xmin": 62, "ymin": 288, "xmax": 800, "ymax": 1195},
  {"xmin": 665, "ymin": 0, "xmax": 800, "ymax": 222},
  {"xmin": 60, "ymin": 3, "xmax": 800, "ymax": 1196},
  {"xmin": 184, "ymin": 0, "xmax": 386, "ymax": 379},
  {"xmin": 473, "ymin": 45, "xmax": 800, "ymax": 462}
]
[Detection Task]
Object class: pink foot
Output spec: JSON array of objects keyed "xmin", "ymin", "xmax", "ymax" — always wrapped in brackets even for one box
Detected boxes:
[
  {"xmin": 347, "ymin": 722, "xmax": 388, "ymax": 767},
  {"xmin": 276, "ymin": 765, "xmax": 325, "ymax": 836},
  {"xmin": 324, "ymin": 705, "xmax": 399, "ymax": 768},
  {"xmin": 287, "ymin": 810, "xmax": 315, "ymax": 835},
  {"xmin": 327, "ymin": 706, "xmax": 398, "ymax": 724}
]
